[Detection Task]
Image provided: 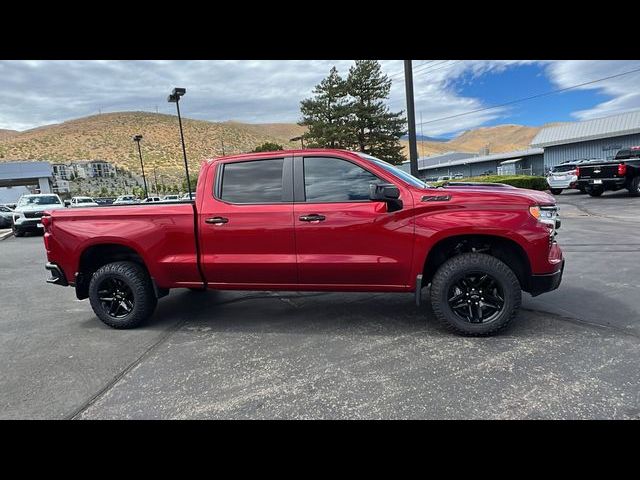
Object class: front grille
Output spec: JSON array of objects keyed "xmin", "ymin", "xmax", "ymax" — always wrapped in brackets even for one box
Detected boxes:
[{"xmin": 23, "ymin": 211, "xmax": 45, "ymax": 219}]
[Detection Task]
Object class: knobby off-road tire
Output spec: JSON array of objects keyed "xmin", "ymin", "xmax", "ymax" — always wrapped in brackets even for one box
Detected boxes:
[
  {"xmin": 430, "ymin": 253, "xmax": 521, "ymax": 336},
  {"xmin": 88, "ymin": 261, "xmax": 157, "ymax": 329}
]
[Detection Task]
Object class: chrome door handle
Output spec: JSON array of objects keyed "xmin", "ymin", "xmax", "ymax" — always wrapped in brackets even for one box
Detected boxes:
[
  {"xmin": 205, "ymin": 216, "xmax": 229, "ymax": 225},
  {"xmin": 299, "ymin": 214, "xmax": 326, "ymax": 222}
]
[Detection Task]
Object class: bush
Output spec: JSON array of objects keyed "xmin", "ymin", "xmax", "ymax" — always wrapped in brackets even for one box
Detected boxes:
[{"xmin": 433, "ymin": 175, "xmax": 548, "ymax": 191}]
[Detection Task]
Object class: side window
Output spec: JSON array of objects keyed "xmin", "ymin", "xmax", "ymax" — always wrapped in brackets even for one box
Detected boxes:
[
  {"xmin": 303, "ymin": 157, "xmax": 384, "ymax": 202},
  {"xmin": 220, "ymin": 158, "xmax": 284, "ymax": 203}
]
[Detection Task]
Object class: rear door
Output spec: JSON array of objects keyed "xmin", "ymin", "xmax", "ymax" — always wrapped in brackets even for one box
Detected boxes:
[
  {"xmin": 293, "ymin": 155, "xmax": 415, "ymax": 288},
  {"xmin": 199, "ymin": 156, "xmax": 297, "ymax": 286}
]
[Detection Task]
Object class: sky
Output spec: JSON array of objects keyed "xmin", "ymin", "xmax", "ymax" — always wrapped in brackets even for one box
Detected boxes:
[{"xmin": 1, "ymin": 60, "xmax": 639, "ymax": 138}]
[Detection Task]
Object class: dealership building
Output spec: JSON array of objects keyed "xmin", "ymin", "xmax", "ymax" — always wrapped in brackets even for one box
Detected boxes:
[{"xmin": 402, "ymin": 109, "xmax": 640, "ymax": 180}]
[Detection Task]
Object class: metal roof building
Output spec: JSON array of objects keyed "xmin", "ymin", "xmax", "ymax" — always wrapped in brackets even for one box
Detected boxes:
[
  {"xmin": 531, "ymin": 110, "xmax": 640, "ymax": 168},
  {"xmin": 0, "ymin": 161, "xmax": 53, "ymax": 202}
]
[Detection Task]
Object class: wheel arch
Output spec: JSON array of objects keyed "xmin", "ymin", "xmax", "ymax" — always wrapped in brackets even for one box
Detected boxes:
[{"xmin": 421, "ymin": 233, "xmax": 533, "ymax": 292}]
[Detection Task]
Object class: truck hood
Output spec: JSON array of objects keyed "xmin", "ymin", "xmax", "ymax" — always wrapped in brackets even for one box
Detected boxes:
[
  {"xmin": 435, "ymin": 185, "xmax": 556, "ymax": 205},
  {"xmin": 14, "ymin": 204, "xmax": 66, "ymax": 213}
]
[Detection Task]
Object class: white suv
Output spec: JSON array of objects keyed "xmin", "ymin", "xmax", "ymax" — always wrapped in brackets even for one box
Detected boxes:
[
  {"xmin": 69, "ymin": 196, "xmax": 99, "ymax": 208},
  {"xmin": 12, "ymin": 194, "xmax": 66, "ymax": 237}
]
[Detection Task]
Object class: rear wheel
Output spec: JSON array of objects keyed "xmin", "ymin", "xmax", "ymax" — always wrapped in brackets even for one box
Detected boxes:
[
  {"xmin": 89, "ymin": 261, "xmax": 157, "ymax": 329},
  {"xmin": 430, "ymin": 253, "xmax": 521, "ymax": 336},
  {"xmin": 578, "ymin": 185, "xmax": 587, "ymax": 194},
  {"xmin": 550, "ymin": 188, "xmax": 563, "ymax": 195},
  {"xmin": 628, "ymin": 177, "xmax": 640, "ymax": 197},
  {"xmin": 587, "ymin": 186, "xmax": 604, "ymax": 197}
]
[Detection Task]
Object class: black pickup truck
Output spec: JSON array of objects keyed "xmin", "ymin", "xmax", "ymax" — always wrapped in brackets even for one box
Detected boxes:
[{"xmin": 577, "ymin": 146, "xmax": 640, "ymax": 197}]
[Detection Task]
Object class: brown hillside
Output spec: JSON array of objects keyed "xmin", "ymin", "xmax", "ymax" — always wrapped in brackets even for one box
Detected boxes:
[
  {"xmin": 402, "ymin": 124, "xmax": 542, "ymax": 158},
  {"xmin": 0, "ymin": 112, "xmax": 306, "ymax": 182},
  {"xmin": 0, "ymin": 129, "xmax": 19, "ymax": 140}
]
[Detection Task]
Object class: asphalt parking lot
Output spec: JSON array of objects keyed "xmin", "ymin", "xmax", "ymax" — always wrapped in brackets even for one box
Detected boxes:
[{"xmin": 1, "ymin": 189, "xmax": 639, "ymax": 419}]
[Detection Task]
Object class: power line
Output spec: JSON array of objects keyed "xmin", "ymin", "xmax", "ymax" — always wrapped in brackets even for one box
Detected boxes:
[
  {"xmin": 415, "ymin": 65, "xmax": 640, "ymax": 127},
  {"xmin": 387, "ymin": 60, "xmax": 439, "ymax": 78}
]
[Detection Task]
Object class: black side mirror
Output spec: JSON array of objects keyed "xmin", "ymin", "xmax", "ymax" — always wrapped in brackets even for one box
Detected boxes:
[{"xmin": 369, "ymin": 183, "xmax": 403, "ymax": 212}]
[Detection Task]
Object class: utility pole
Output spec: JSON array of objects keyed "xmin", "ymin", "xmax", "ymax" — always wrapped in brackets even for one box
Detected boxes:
[
  {"xmin": 404, "ymin": 60, "xmax": 419, "ymax": 178},
  {"xmin": 221, "ymin": 138, "xmax": 226, "ymax": 156},
  {"xmin": 153, "ymin": 164, "xmax": 159, "ymax": 195}
]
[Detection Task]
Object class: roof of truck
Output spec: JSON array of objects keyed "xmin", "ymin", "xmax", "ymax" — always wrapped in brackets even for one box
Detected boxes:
[{"xmin": 204, "ymin": 149, "xmax": 358, "ymax": 164}]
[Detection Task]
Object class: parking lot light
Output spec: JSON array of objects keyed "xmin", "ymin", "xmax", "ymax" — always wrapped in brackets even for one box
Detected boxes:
[
  {"xmin": 168, "ymin": 88, "xmax": 192, "ymax": 200},
  {"xmin": 132, "ymin": 134, "xmax": 149, "ymax": 199}
]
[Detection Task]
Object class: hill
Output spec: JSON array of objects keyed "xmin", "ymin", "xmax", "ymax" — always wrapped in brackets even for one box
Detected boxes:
[
  {"xmin": 0, "ymin": 129, "xmax": 18, "ymax": 140},
  {"xmin": 401, "ymin": 124, "xmax": 542, "ymax": 158},
  {"xmin": 0, "ymin": 112, "xmax": 306, "ymax": 182}
]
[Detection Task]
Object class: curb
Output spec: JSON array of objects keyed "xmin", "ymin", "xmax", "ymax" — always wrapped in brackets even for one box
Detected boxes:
[{"xmin": 0, "ymin": 229, "xmax": 14, "ymax": 241}]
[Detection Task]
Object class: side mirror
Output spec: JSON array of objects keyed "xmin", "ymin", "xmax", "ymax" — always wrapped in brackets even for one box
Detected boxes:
[
  {"xmin": 64, "ymin": 200, "xmax": 71, "ymax": 207},
  {"xmin": 369, "ymin": 183, "xmax": 403, "ymax": 212}
]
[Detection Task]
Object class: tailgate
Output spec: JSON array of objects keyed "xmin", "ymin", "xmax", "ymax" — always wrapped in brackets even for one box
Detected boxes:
[{"xmin": 579, "ymin": 164, "xmax": 619, "ymax": 179}]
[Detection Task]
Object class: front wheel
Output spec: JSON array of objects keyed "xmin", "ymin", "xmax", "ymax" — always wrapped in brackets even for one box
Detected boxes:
[
  {"xmin": 429, "ymin": 253, "xmax": 521, "ymax": 336},
  {"xmin": 12, "ymin": 226, "xmax": 24, "ymax": 237},
  {"xmin": 549, "ymin": 188, "xmax": 563, "ymax": 195},
  {"xmin": 88, "ymin": 261, "xmax": 157, "ymax": 329}
]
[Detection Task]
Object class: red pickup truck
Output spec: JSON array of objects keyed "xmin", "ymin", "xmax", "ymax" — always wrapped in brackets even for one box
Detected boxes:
[{"xmin": 42, "ymin": 149, "xmax": 564, "ymax": 336}]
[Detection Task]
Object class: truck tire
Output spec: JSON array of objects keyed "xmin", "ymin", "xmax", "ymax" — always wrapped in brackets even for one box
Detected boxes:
[
  {"xmin": 578, "ymin": 185, "xmax": 587, "ymax": 194},
  {"xmin": 430, "ymin": 253, "xmax": 521, "ymax": 336},
  {"xmin": 587, "ymin": 187, "xmax": 604, "ymax": 197},
  {"xmin": 628, "ymin": 177, "xmax": 640, "ymax": 197},
  {"xmin": 88, "ymin": 261, "xmax": 157, "ymax": 329},
  {"xmin": 550, "ymin": 188, "xmax": 563, "ymax": 195}
]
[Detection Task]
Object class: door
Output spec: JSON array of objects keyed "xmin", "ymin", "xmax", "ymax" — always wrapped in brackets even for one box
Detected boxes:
[
  {"xmin": 199, "ymin": 156, "xmax": 297, "ymax": 286},
  {"xmin": 293, "ymin": 155, "xmax": 415, "ymax": 288}
]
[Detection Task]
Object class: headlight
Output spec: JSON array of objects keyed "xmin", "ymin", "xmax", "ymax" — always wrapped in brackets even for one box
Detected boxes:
[{"xmin": 529, "ymin": 205, "xmax": 559, "ymax": 237}]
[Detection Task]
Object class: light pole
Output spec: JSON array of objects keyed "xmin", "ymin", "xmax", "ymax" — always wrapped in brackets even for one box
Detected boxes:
[
  {"xmin": 153, "ymin": 164, "xmax": 159, "ymax": 195},
  {"xmin": 132, "ymin": 134, "xmax": 148, "ymax": 199},
  {"xmin": 167, "ymin": 87, "xmax": 192, "ymax": 199}
]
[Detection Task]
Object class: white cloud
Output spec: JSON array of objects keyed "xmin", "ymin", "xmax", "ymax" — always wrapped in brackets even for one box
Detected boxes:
[{"xmin": 544, "ymin": 60, "xmax": 640, "ymax": 120}]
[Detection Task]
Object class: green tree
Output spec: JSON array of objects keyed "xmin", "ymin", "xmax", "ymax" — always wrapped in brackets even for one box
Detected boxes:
[
  {"xmin": 299, "ymin": 66, "xmax": 351, "ymax": 148},
  {"xmin": 253, "ymin": 142, "xmax": 284, "ymax": 153},
  {"xmin": 345, "ymin": 60, "xmax": 407, "ymax": 164},
  {"xmin": 182, "ymin": 174, "xmax": 199, "ymax": 193}
]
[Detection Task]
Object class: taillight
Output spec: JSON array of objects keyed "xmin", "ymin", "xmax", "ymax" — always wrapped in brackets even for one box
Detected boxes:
[
  {"xmin": 575, "ymin": 167, "xmax": 580, "ymax": 177},
  {"xmin": 41, "ymin": 214, "xmax": 52, "ymax": 233},
  {"xmin": 618, "ymin": 163, "xmax": 627, "ymax": 176}
]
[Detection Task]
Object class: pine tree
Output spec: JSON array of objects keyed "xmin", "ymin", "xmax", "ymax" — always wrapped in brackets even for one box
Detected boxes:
[
  {"xmin": 346, "ymin": 60, "xmax": 407, "ymax": 164},
  {"xmin": 299, "ymin": 67, "xmax": 351, "ymax": 148}
]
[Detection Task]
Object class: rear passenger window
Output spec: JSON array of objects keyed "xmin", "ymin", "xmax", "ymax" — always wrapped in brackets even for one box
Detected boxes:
[{"xmin": 220, "ymin": 159, "xmax": 284, "ymax": 203}]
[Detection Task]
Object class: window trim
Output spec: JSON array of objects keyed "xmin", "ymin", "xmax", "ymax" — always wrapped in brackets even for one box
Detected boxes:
[
  {"xmin": 293, "ymin": 155, "xmax": 390, "ymax": 204},
  {"xmin": 213, "ymin": 156, "xmax": 293, "ymax": 205}
]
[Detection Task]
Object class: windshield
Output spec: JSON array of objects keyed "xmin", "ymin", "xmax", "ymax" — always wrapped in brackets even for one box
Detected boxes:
[
  {"xmin": 17, "ymin": 195, "xmax": 61, "ymax": 207},
  {"xmin": 356, "ymin": 153, "xmax": 428, "ymax": 188},
  {"xmin": 77, "ymin": 198, "xmax": 94, "ymax": 203}
]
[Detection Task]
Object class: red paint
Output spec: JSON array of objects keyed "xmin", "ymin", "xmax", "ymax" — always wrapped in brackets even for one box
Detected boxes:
[{"xmin": 44, "ymin": 149, "xmax": 563, "ymax": 293}]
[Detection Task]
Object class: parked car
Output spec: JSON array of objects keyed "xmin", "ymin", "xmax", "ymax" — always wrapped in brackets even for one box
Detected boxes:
[
  {"xmin": 43, "ymin": 149, "xmax": 564, "ymax": 336},
  {"xmin": 12, "ymin": 194, "xmax": 66, "ymax": 237},
  {"xmin": 69, "ymin": 196, "xmax": 99, "ymax": 208},
  {"xmin": 141, "ymin": 196, "xmax": 163, "ymax": 203},
  {"xmin": 113, "ymin": 195, "xmax": 140, "ymax": 205},
  {"xmin": 437, "ymin": 176, "xmax": 452, "ymax": 182},
  {"xmin": 94, "ymin": 197, "xmax": 116, "ymax": 206},
  {"xmin": 546, "ymin": 160, "xmax": 589, "ymax": 195},
  {"xmin": 181, "ymin": 192, "xmax": 196, "ymax": 201},
  {"xmin": 0, "ymin": 205, "xmax": 14, "ymax": 228},
  {"xmin": 577, "ymin": 147, "xmax": 640, "ymax": 197},
  {"xmin": 162, "ymin": 195, "xmax": 181, "ymax": 202}
]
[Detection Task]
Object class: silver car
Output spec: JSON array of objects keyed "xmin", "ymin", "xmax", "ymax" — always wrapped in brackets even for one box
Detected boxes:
[{"xmin": 547, "ymin": 161, "xmax": 589, "ymax": 195}]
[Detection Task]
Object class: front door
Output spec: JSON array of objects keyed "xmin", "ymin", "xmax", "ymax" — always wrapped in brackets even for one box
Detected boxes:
[
  {"xmin": 293, "ymin": 155, "xmax": 414, "ymax": 288},
  {"xmin": 199, "ymin": 156, "xmax": 297, "ymax": 286}
]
